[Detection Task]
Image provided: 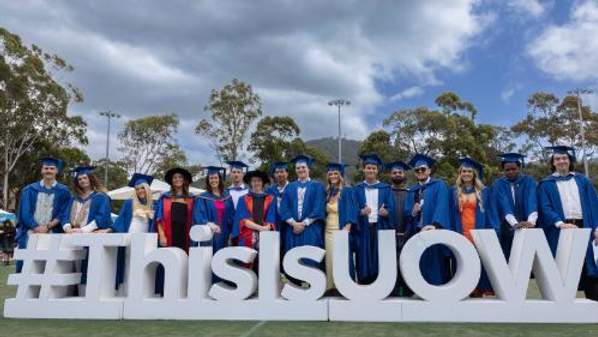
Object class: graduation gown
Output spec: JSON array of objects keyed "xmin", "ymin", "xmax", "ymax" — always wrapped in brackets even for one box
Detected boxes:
[
  {"xmin": 193, "ymin": 191, "xmax": 234, "ymax": 253},
  {"xmin": 492, "ymin": 175, "xmax": 538, "ymax": 258},
  {"xmin": 449, "ymin": 187, "xmax": 498, "ymax": 291},
  {"xmin": 65, "ymin": 191, "xmax": 113, "ymax": 284},
  {"xmin": 111, "ymin": 199, "xmax": 155, "ymax": 287},
  {"xmin": 153, "ymin": 192, "xmax": 194, "ymax": 251},
  {"xmin": 538, "ymin": 173, "xmax": 598, "ymax": 278},
  {"xmin": 153, "ymin": 192, "xmax": 194, "ymax": 294},
  {"xmin": 279, "ymin": 179, "xmax": 326, "ymax": 267},
  {"xmin": 232, "ymin": 192, "xmax": 277, "ymax": 249},
  {"xmin": 404, "ymin": 178, "xmax": 450, "ymax": 285},
  {"xmin": 266, "ymin": 184, "xmax": 288, "ymax": 250},
  {"xmin": 352, "ymin": 182, "xmax": 396, "ymax": 283},
  {"xmin": 15, "ymin": 181, "xmax": 71, "ymax": 272}
]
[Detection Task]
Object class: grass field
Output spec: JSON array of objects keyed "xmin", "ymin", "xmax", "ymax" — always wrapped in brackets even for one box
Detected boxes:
[{"xmin": 1, "ymin": 265, "xmax": 598, "ymax": 337}]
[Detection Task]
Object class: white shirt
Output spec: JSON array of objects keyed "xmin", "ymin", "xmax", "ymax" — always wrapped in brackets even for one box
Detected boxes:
[
  {"xmin": 228, "ymin": 184, "xmax": 249, "ymax": 209},
  {"xmin": 505, "ymin": 181, "xmax": 538, "ymax": 227},
  {"xmin": 555, "ymin": 174, "xmax": 583, "ymax": 227},
  {"xmin": 129, "ymin": 216, "xmax": 149, "ymax": 233},
  {"xmin": 276, "ymin": 182, "xmax": 289, "ymax": 209},
  {"xmin": 34, "ymin": 180, "xmax": 56, "ymax": 226},
  {"xmin": 364, "ymin": 181, "xmax": 380, "ymax": 223},
  {"xmin": 286, "ymin": 178, "xmax": 313, "ymax": 226}
]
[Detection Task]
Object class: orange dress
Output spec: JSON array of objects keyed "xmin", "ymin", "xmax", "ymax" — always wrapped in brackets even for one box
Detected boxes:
[{"xmin": 460, "ymin": 198, "xmax": 477, "ymax": 242}]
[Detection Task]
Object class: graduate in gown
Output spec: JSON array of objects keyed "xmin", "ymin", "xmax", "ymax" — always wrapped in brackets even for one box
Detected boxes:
[
  {"xmin": 63, "ymin": 166, "xmax": 113, "ymax": 287},
  {"xmin": 448, "ymin": 157, "xmax": 498, "ymax": 296},
  {"xmin": 232, "ymin": 170, "xmax": 277, "ymax": 270},
  {"xmin": 538, "ymin": 146, "xmax": 598, "ymax": 301},
  {"xmin": 324, "ymin": 162, "xmax": 357, "ymax": 293},
  {"xmin": 154, "ymin": 167, "xmax": 195, "ymax": 295},
  {"xmin": 265, "ymin": 162, "xmax": 290, "ymax": 259},
  {"xmin": 492, "ymin": 153, "xmax": 538, "ymax": 259},
  {"xmin": 387, "ymin": 160, "xmax": 414, "ymax": 296},
  {"xmin": 353, "ymin": 154, "xmax": 395, "ymax": 284},
  {"xmin": 404, "ymin": 154, "xmax": 451, "ymax": 285},
  {"xmin": 226, "ymin": 161, "xmax": 249, "ymax": 210},
  {"xmin": 111, "ymin": 173, "xmax": 155, "ymax": 292},
  {"xmin": 15, "ymin": 157, "xmax": 71, "ymax": 272},
  {"xmin": 194, "ymin": 166, "xmax": 234, "ymax": 253},
  {"xmin": 279, "ymin": 155, "xmax": 326, "ymax": 281}
]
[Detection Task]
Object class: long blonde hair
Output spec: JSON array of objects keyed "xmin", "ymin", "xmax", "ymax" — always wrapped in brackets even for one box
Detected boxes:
[
  {"xmin": 455, "ymin": 166, "xmax": 485, "ymax": 212},
  {"xmin": 326, "ymin": 171, "xmax": 344, "ymax": 202},
  {"xmin": 132, "ymin": 183, "xmax": 154, "ymax": 219}
]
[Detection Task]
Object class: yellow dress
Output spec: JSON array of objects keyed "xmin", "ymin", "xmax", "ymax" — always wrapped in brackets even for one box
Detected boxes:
[{"xmin": 325, "ymin": 200, "xmax": 340, "ymax": 290}]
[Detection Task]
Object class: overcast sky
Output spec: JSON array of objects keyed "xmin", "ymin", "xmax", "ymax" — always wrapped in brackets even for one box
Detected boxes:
[{"xmin": 2, "ymin": 0, "xmax": 597, "ymax": 167}]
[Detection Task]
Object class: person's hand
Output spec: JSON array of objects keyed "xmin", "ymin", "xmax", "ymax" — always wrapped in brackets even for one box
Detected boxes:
[
  {"xmin": 158, "ymin": 234, "xmax": 168, "ymax": 247},
  {"xmin": 421, "ymin": 225, "xmax": 436, "ymax": 231},
  {"xmin": 593, "ymin": 230, "xmax": 598, "ymax": 245},
  {"xmin": 71, "ymin": 228, "xmax": 82, "ymax": 233},
  {"xmin": 360, "ymin": 206, "xmax": 371, "ymax": 216},
  {"xmin": 293, "ymin": 222, "xmax": 305, "ymax": 234},
  {"xmin": 412, "ymin": 203, "xmax": 421, "ymax": 216},
  {"xmin": 261, "ymin": 224, "xmax": 272, "ymax": 231},
  {"xmin": 560, "ymin": 223, "xmax": 578, "ymax": 229},
  {"xmin": 94, "ymin": 228, "xmax": 112, "ymax": 233},
  {"xmin": 209, "ymin": 223, "xmax": 221, "ymax": 234},
  {"xmin": 379, "ymin": 204, "xmax": 388, "ymax": 217},
  {"xmin": 33, "ymin": 225, "xmax": 49, "ymax": 234},
  {"xmin": 343, "ymin": 224, "xmax": 351, "ymax": 232}
]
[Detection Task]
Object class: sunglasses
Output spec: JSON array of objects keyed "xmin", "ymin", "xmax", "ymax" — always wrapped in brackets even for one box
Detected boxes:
[{"xmin": 414, "ymin": 167, "xmax": 428, "ymax": 173}]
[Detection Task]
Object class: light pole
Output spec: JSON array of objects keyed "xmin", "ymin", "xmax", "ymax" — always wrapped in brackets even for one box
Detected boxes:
[
  {"xmin": 566, "ymin": 88, "xmax": 593, "ymax": 178},
  {"xmin": 328, "ymin": 99, "xmax": 351, "ymax": 162},
  {"xmin": 99, "ymin": 111, "xmax": 121, "ymax": 186}
]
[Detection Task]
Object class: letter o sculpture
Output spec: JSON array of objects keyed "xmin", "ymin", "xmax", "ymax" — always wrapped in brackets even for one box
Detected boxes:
[{"xmin": 400, "ymin": 229, "xmax": 481, "ymax": 302}]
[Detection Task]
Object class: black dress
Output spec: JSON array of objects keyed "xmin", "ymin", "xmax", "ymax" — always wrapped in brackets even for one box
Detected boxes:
[{"xmin": 170, "ymin": 202, "xmax": 188, "ymax": 250}]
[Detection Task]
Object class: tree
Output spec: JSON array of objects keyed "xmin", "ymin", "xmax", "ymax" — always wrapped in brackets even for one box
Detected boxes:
[
  {"xmin": 196, "ymin": 79, "xmax": 262, "ymax": 161},
  {"xmin": 0, "ymin": 28, "xmax": 86, "ymax": 208},
  {"xmin": 511, "ymin": 92, "xmax": 598, "ymax": 165},
  {"xmin": 435, "ymin": 91, "xmax": 478, "ymax": 120},
  {"xmin": 117, "ymin": 114, "xmax": 181, "ymax": 176},
  {"xmin": 383, "ymin": 103, "xmax": 508, "ymax": 184},
  {"xmin": 248, "ymin": 116, "xmax": 300, "ymax": 164},
  {"xmin": 153, "ymin": 143, "xmax": 200, "ymax": 179},
  {"xmin": 284, "ymin": 138, "xmax": 330, "ymax": 182},
  {"xmin": 92, "ymin": 158, "xmax": 128, "ymax": 191}
]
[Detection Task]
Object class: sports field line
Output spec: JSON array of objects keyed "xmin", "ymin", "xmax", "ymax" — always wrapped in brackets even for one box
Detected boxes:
[{"xmin": 239, "ymin": 320, "xmax": 266, "ymax": 337}]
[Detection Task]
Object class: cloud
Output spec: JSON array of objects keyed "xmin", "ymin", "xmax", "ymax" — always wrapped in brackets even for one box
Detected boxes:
[
  {"xmin": 527, "ymin": 0, "xmax": 598, "ymax": 82},
  {"xmin": 508, "ymin": 0, "xmax": 549, "ymax": 18},
  {"xmin": 0, "ymin": 0, "xmax": 489, "ymax": 165},
  {"xmin": 390, "ymin": 86, "xmax": 425, "ymax": 101},
  {"xmin": 501, "ymin": 87, "xmax": 516, "ymax": 102}
]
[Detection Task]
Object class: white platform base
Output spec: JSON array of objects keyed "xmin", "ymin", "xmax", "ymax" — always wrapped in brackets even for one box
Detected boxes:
[
  {"xmin": 329, "ymin": 298, "xmax": 598, "ymax": 323},
  {"xmin": 123, "ymin": 298, "xmax": 328, "ymax": 321},
  {"xmin": 4, "ymin": 298, "xmax": 124, "ymax": 319}
]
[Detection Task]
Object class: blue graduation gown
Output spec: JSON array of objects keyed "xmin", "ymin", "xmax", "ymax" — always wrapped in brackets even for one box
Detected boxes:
[
  {"xmin": 492, "ymin": 175, "xmax": 538, "ymax": 258},
  {"xmin": 404, "ymin": 178, "xmax": 450, "ymax": 285},
  {"xmin": 64, "ymin": 192, "xmax": 113, "ymax": 230},
  {"xmin": 65, "ymin": 192, "xmax": 113, "ymax": 284},
  {"xmin": 15, "ymin": 181, "xmax": 71, "ymax": 272},
  {"xmin": 352, "ymin": 182, "xmax": 396, "ymax": 283},
  {"xmin": 193, "ymin": 191, "xmax": 234, "ymax": 253},
  {"xmin": 266, "ymin": 183, "xmax": 289, "ymax": 254},
  {"xmin": 449, "ymin": 187, "xmax": 498, "ymax": 291},
  {"xmin": 111, "ymin": 199, "xmax": 155, "ymax": 287},
  {"xmin": 279, "ymin": 180, "xmax": 326, "ymax": 267},
  {"xmin": 538, "ymin": 173, "xmax": 598, "ymax": 278}
]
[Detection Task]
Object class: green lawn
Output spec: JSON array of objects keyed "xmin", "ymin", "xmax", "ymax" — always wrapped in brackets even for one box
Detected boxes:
[{"xmin": 1, "ymin": 264, "xmax": 597, "ymax": 337}]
